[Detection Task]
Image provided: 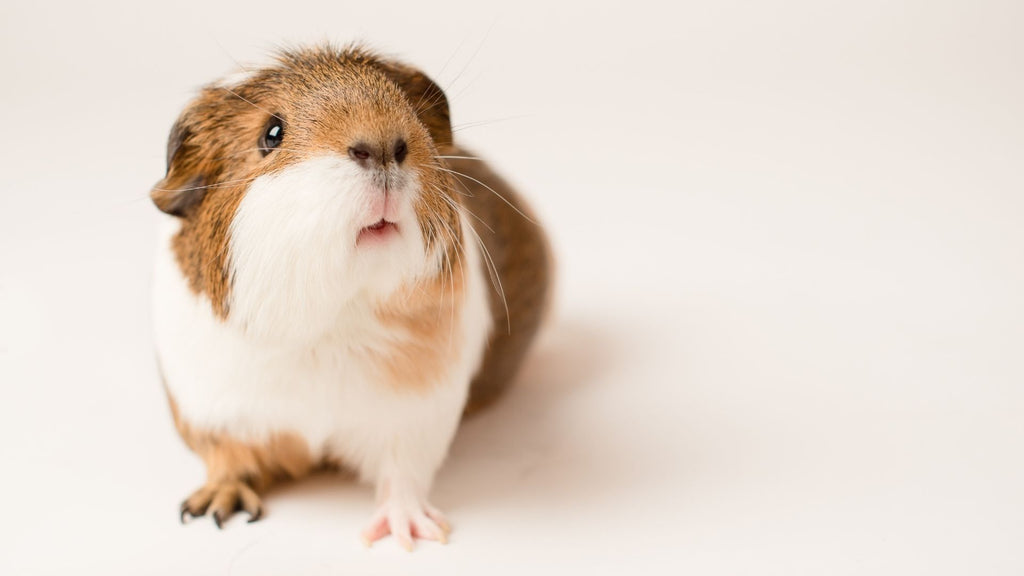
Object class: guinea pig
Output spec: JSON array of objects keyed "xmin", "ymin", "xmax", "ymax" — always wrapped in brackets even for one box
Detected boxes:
[{"xmin": 150, "ymin": 44, "xmax": 551, "ymax": 550}]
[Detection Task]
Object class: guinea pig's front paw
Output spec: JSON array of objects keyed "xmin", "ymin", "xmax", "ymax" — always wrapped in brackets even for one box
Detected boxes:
[
  {"xmin": 360, "ymin": 496, "xmax": 451, "ymax": 551},
  {"xmin": 179, "ymin": 481, "xmax": 264, "ymax": 528}
]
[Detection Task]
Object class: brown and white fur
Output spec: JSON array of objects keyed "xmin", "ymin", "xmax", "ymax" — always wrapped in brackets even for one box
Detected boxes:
[{"xmin": 150, "ymin": 45, "xmax": 550, "ymax": 549}]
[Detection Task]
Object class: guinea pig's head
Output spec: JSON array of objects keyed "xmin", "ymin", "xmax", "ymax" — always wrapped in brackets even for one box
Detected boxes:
[{"xmin": 151, "ymin": 45, "xmax": 462, "ymax": 341}]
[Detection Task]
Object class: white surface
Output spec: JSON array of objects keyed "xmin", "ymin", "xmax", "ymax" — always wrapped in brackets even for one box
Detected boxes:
[{"xmin": 1, "ymin": 1, "xmax": 1023, "ymax": 574}]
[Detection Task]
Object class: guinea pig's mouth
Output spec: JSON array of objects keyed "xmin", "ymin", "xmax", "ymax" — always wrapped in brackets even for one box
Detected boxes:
[{"xmin": 357, "ymin": 219, "xmax": 399, "ymax": 244}]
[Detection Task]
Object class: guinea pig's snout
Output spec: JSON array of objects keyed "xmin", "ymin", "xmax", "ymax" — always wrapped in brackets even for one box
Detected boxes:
[{"xmin": 348, "ymin": 137, "xmax": 408, "ymax": 168}]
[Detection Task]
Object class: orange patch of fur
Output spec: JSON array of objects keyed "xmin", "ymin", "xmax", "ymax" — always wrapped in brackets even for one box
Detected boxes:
[{"xmin": 371, "ymin": 252, "xmax": 465, "ymax": 392}]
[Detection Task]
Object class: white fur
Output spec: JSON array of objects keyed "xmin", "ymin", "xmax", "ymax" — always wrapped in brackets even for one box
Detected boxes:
[
  {"xmin": 152, "ymin": 155, "xmax": 492, "ymax": 496},
  {"xmin": 226, "ymin": 154, "xmax": 427, "ymax": 343}
]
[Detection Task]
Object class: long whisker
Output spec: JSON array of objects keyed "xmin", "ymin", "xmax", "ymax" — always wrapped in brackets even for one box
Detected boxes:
[
  {"xmin": 414, "ymin": 72, "xmax": 453, "ymax": 117},
  {"xmin": 219, "ymin": 85, "xmax": 283, "ymax": 122},
  {"xmin": 412, "ymin": 78, "xmax": 444, "ymax": 117},
  {"xmin": 445, "ymin": 68, "xmax": 485, "ymax": 107},
  {"xmin": 430, "ymin": 186, "xmax": 497, "ymax": 328},
  {"xmin": 415, "ymin": 88, "xmax": 450, "ymax": 118},
  {"xmin": 151, "ymin": 176, "xmax": 259, "ymax": 193},
  {"xmin": 463, "ymin": 212, "xmax": 510, "ymax": 334},
  {"xmin": 437, "ymin": 34, "xmax": 470, "ymax": 82},
  {"xmin": 410, "ymin": 37, "xmax": 469, "ymax": 116},
  {"xmin": 431, "ymin": 182, "xmax": 494, "ymax": 233},
  {"xmin": 441, "ymin": 19, "xmax": 496, "ymax": 99},
  {"xmin": 434, "ymin": 219, "xmax": 451, "ymax": 325},
  {"xmin": 433, "ymin": 155, "xmax": 483, "ymax": 161},
  {"xmin": 437, "ymin": 209, "xmax": 466, "ymax": 280},
  {"xmin": 451, "ymin": 114, "xmax": 532, "ymax": 133},
  {"xmin": 421, "ymin": 186, "xmax": 468, "ymax": 346},
  {"xmin": 114, "ymin": 174, "xmax": 254, "ymax": 207},
  {"xmin": 442, "ymin": 166, "xmax": 475, "ymax": 198},
  {"xmin": 451, "ymin": 228, "xmax": 464, "ymax": 345},
  {"xmin": 210, "ymin": 147, "xmax": 304, "ymax": 162},
  {"xmin": 435, "ymin": 216, "xmax": 463, "ymax": 346},
  {"xmin": 434, "ymin": 166, "xmax": 537, "ymax": 224},
  {"xmin": 214, "ymin": 38, "xmax": 252, "ymax": 74},
  {"xmin": 430, "ymin": 182, "xmax": 509, "ymax": 334}
]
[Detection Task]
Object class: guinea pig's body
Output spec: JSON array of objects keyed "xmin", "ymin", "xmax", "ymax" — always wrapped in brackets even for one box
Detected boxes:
[{"xmin": 150, "ymin": 46, "xmax": 550, "ymax": 549}]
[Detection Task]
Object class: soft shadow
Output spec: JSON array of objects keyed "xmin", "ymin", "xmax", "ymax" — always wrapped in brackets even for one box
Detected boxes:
[
  {"xmin": 435, "ymin": 314, "xmax": 635, "ymax": 512},
  {"xmin": 267, "ymin": 469, "xmax": 369, "ymax": 515}
]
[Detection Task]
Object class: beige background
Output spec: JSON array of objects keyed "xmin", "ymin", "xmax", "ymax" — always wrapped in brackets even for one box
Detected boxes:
[{"xmin": 1, "ymin": 0, "xmax": 1022, "ymax": 573}]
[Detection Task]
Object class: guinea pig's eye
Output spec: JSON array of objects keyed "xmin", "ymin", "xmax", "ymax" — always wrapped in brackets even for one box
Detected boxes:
[{"xmin": 259, "ymin": 119, "xmax": 284, "ymax": 155}]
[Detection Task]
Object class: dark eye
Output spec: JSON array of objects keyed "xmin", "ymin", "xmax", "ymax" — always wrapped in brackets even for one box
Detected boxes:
[{"xmin": 259, "ymin": 119, "xmax": 284, "ymax": 155}]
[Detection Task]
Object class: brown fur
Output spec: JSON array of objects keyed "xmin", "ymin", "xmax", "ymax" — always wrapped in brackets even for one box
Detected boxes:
[
  {"xmin": 448, "ymin": 148, "xmax": 553, "ymax": 413},
  {"xmin": 169, "ymin": 395, "xmax": 314, "ymax": 525},
  {"xmin": 372, "ymin": 257, "xmax": 465, "ymax": 392}
]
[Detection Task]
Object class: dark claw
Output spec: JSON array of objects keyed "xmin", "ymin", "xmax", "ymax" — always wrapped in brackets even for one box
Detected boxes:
[
  {"xmin": 213, "ymin": 511, "xmax": 224, "ymax": 529},
  {"xmin": 180, "ymin": 502, "xmax": 191, "ymax": 524},
  {"xmin": 247, "ymin": 508, "xmax": 264, "ymax": 523}
]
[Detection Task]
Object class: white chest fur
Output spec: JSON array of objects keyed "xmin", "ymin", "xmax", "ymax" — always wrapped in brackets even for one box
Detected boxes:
[{"xmin": 152, "ymin": 215, "xmax": 492, "ymax": 484}]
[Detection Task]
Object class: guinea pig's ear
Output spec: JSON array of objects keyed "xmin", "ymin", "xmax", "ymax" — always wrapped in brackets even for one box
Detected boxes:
[
  {"xmin": 378, "ymin": 62, "xmax": 453, "ymax": 147},
  {"xmin": 150, "ymin": 112, "xmax": 208, "ymax": 217}
]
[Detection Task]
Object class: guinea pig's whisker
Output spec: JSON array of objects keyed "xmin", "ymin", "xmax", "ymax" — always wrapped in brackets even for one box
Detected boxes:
[
  {"xmin": 446, "ymin": 70, "xmax": 487, "ymax": 106},
  {"xmin": 435, "ymin": 35, "xmax": 470, "ymax": 85},
  {"xmin": 435, "ymin": 186, "xmax": 494, "ymax": 233},
  {"xmin": 414, "ymin": 88, "xmax": 449, "ymax": 118},
  {"xmin": 436, "ymin": 223, "xmax": 460, "ymax": 344},
  {"xmin": 152, "ymin": 176, "xmax": 260, "ymax": 193},
  {"xmin": 219, "ymin": 86, "xmax": 284, "ymax": 123},
  {"xmin": 209, "ymin": 148, "xmax": 304, "ymax": 163},
  {"xmin": 433, "ymin": 167, "xmax": 537, "ymax": 224},
  {"xmin": 442, "ymin": 169, "xmax": 475, "ymax": 198},
  {"xmin": 450, "ymin": 114, "xmax": 532, "ymax": 133},
  {"xmin": 435, "ymin": 225, "xmax": 451, "ymax": 324},
  {"xmin": 416, "ymin": 98, "xmax": 446, "ymax": 119},
  {"xmin": 445, "ymin": 219, "xmax": 466, "ymax": 340},
  {"xmin": 432, "ymin": 183, "xmax": 508, "ymax": 333},
  {"xmin": 467, "ymin": 221, "xmax": 510, "ymax": 333},
  {"xmin": 213, "ymin": 38, "xmax": 252, "ymax": 74},
  {"xmin": 412, "ymin": 38, "xmax": 468, "ymax": 115},
  {"xmin": 437, "ymin": 210, "xmax": 466, "ymax": 280},
  {"xmin": 438, "ymin": 20, "xmax": 494, "ymax": 102},
  {"xmin": 421, "ymin": 197, "xmax": 462, "ymax": 334},
  {"xmin": 433, "ymin": 155, "xmax": 483, "ymax": 162}
]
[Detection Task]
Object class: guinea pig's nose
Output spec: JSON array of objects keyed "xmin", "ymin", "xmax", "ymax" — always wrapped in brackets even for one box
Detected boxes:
[
  {"xmin": 393, "ymin": 139, "xmax": 408, "ymax": 164},
  {"xmin": 348, "ymin": 143, "xmax": 375, "ymax": 166},
  {"xmin": 347, "ymin": 138, "xmax": 409, "ymax": 168}
]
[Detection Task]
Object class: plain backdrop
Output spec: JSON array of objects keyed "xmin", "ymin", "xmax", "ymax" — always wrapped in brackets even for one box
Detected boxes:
[{"xmin": 1, "ymin": 0, "xmax": 1022, "ymax": 574}]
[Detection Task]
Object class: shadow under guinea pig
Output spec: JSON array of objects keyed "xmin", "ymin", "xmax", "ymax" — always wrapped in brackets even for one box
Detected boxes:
[{"xmin": 432, "ymin": 314, "xmax": 634, "ymax": 514}]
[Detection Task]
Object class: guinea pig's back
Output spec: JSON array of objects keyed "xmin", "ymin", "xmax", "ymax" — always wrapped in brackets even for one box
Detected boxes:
[{"xmin": 445, "ymin": 148, "xmax": 553, "ymax": 413}]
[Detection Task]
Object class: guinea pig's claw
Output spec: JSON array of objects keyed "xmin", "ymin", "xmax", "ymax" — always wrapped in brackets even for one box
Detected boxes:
[
  {"xmin": 179, "ymin": 499, "xmax": 206, "ymax": 524},
  {"xmin": 179, "ymin": 481, "xmax": 265, "ymax": 529}
]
